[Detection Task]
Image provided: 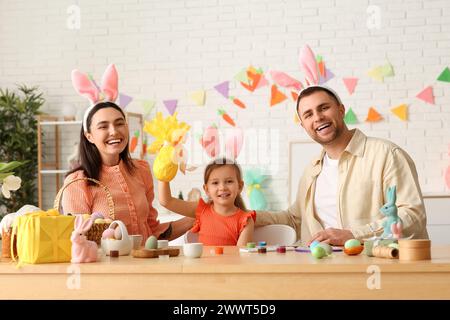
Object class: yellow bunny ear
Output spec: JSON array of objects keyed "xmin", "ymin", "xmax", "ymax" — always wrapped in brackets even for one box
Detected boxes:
[{"xmin": 148, "ymin": 140, "xmax": 164, "ymax": 154}]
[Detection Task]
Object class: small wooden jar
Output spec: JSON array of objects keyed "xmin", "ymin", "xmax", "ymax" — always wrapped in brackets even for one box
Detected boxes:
[{"xmin": 398, "ymin": 239, "xmax": 431, "ymax": 261}]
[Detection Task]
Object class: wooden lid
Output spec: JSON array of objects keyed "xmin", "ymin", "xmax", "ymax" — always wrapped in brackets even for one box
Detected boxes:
[{"xmin": 398, "ymin": 239, "xmax": 431, "ymax": 248}]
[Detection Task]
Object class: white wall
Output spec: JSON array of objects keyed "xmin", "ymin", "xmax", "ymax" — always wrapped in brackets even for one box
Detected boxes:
[{"xmin": 1, "ymin": 0, "xmax": 449, "ymax": 241}]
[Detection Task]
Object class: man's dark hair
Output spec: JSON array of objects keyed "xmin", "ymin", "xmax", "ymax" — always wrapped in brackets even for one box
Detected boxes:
[{"xmin": 296, "ymin": 86, "xmax": 341, "ymax": 115}]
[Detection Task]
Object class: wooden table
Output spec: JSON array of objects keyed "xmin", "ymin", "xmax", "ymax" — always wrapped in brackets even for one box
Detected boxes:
[{"xmin": 1, "ymin": 245, "xmax": 450, "ymax": 299}]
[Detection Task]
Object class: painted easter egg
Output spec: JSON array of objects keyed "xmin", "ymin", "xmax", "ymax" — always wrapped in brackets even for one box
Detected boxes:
[
  {"xmin": 311, "ymin": 246, "xmax": 327, "ymax": 259},
  {"xmin": 91, "ymin": 212, "xmax": 105, "ymax": 220},
  {"xmin": 114, "ymin": 226, "xmax": 122, "ymax": 240},
  {"xmin": 318, "ymin": 242, "xmax": 332, "ymax": 255},
  {"xmin": 145, "ymin": 235, "xmax": 158, "ymax": 250},
  {"xmin": 344, "ymin": 239, "xmax": 361, "ymax": 249},
  {"xmin": 102, "ymin": 228, "xmax": 115, "ymax": 239},
  {"xmin": 309, "ymin": 240, "xmax": 320, "ymax": 249}
]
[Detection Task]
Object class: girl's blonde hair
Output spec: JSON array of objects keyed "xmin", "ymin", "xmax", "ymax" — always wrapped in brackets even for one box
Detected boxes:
[{"xmin": 203, "ymin": 158, "xmax": 247, "ymax": 211}]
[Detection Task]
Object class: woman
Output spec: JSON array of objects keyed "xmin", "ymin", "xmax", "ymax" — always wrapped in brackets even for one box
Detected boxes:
[{"xmin": 62, "ymin": 64, "xmax": 193, "ymax": 241}]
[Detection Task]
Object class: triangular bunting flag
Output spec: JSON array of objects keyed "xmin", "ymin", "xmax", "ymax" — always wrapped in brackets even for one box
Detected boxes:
[
  {"xmin": 366, "ymin": 107, "xmax": 383, "ymax": 122},
  {"xmin": 189, "ymin": 90, "xmax": 206, "ymax": 106},
  {"xmin": 319, "ymin": 68, "xmax": 335, "ymax": 84},
  {"xmin": 119, "ymin": 93, "xmax": 133, "ymax": 109},
  {"xmin": 368, "ymin": 66, "xmax": 384, "ymax": 82},
  {"xmin": 163, "ymin": 99, "xmax": 178, "ymax": 115},
  {"xmin": 234, "ymin": 68, "xmax": 250, "ymax": 85},
  {"xmin": 416, "ymin": 86, "xmax": 435, "ymax": 105},
  {"xmin": 142, "ymin": 100, "xmax": 156, "ymax": 116},
  {"xmin": 391, "ymin": 104, "xmax": 408, "ymax": 121},
  {"xmin": 291, "ymin": 91, "xmax": 299, "ymax": 102},
  {"xmin": 255, "ymin": 75, "xmax": 269, "ymax": 89},
  {"xmin": 343, "ymin": 78, "xmax": 358, "ymax": 95},
  {"xmin": 270, "ymin": 85, "xmax": 287, "ymax": 107},
  {"xmin": 344, "ymin": 108, "xmax": 358, "ymax": 124},
  {"xmin": 214, "ymin": 81, "xmax": 229, "ymax": 99},
  {"xmin": 437, "ymin": 67, "xmax": 450, "ymax": 83}
]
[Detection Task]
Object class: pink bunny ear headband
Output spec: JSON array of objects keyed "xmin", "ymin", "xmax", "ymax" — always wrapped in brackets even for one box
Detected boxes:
[
  {"xmin": 295, "ymin": 45, "xmax": 342, "ymax": 120},
  {"xmin": 71, "ymin": 64, "xmax": 119, "ymax": 132}
]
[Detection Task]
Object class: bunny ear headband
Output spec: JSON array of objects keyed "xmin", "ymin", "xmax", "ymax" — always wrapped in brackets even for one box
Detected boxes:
[
  {"xmin": 71, "ymin": 64, "xmax": 119, "ymax": 132},
  {"xmin": 200, "ymin": 126, "xmax": 244, "ymax": 161},
  {"xmin": 295, "ymin": 45, "xmax": 342, "ymax": 121}
]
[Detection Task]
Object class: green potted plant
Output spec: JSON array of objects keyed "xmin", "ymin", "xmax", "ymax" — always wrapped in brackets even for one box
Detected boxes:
[{"xmin": 0, "ymin": 85, "xmax": 44, "ymax": 217}]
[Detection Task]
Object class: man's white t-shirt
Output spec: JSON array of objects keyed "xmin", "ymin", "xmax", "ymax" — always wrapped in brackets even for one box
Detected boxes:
[{"xmin": 314, "ymin": 153, "xmax": 339, "ymax": 229}]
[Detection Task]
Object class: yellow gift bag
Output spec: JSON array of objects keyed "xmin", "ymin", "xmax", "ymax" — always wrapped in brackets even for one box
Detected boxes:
[{"xmin": 11, "ymin": 209, "xmax": 75, "ymax": 264}]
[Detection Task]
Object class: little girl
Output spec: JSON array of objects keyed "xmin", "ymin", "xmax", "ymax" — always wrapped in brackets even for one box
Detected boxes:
[{"xmin": 158, "ymin": 158, "xmax": 254, "ymax": 246}]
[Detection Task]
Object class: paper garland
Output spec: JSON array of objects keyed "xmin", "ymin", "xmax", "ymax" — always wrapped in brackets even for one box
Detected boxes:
[
  {"xmin": 189, "ymin": 90, "xmax": 206, "ymax": 106},
  {"xmin": 270, "ymin": 84, "xmax": 287, "ymax": 107},
  {"xmin": 368, "ymin": 62, "xmax": 395, "ymax": 82},
  {"xmin": 416, "ymin": 86, "xmax": 435, "ymax": 105},
  {"xmin": 437, "ymin": 67, "xmax": 450, "ymax": 83},
  {"xmin": 163, "ymin": 100, "xmax": 178, "ymax": 115},
  {"xmin": 391, "ymin": 104, "xmax": 408, "ymax": 121},
  {"xmin": 343, "ymin": 78, "xmax": 358, "ymax": 95},
  {"xmin": 366, "ymin": 107, "xmax": 383, "ymax": 122},
  {"xmin": 344, "ymin": 108, "xmax": 358, "ymax": 124},
  {"xmin": 214, "ymin": 81, "xmax": 230, "ymax": 99}
]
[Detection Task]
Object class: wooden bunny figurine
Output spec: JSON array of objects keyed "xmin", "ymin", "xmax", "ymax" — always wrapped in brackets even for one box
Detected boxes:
[
  {"xmin": 71, "ymin": 215, "xmax": 98, "ymax": 263},
  {"xmin": 380, "ymin": 186, "xmax": 402, "ymax": 239}
]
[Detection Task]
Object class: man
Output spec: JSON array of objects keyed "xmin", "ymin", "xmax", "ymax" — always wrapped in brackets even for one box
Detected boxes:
[{"xmin": 256, "ymin": 86, "xmax": 428, "ymax": 245}]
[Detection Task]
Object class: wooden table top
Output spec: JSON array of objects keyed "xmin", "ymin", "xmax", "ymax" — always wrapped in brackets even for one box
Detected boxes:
[{"xmin": 1, "ymin": 245, "xmax": 450, "ymax": 274}]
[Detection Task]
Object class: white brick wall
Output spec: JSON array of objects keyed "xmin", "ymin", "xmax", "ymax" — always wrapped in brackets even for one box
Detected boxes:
[{"xmin": 1, "ymin": 0, "xmax": 449, "ymax": 212}]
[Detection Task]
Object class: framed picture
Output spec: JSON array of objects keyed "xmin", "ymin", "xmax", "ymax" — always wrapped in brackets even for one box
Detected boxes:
[
  {"xmin": 126, "ymin": 112, "xmax": 144, "ymax": 160},
  {"xmin": 288, "ymin": 140, "xmax": 322, "ymax": 205}
]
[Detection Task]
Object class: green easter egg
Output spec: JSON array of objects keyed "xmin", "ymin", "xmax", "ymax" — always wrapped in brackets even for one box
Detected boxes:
[
  {"xmin": 311, "ymin": 246, "xmax": 326, "ymax": 259},
  {"xmin": 344, "ymin": 239, "xmax": 361, "ymax": 249},
  {"xmin": 145, "ymin": 235, "xmax": 158, "ymax": 249},
  {"xmin": 318, "ymin": 242, "xmax": 332, "ymax": 255}
]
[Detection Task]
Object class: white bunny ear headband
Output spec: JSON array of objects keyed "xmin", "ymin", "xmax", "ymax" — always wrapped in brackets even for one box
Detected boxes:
[
  {"xmin": 71, "ymin": 64, "xmax": 119, "ymax": 132},
  {"xmin": 295, "ymin": 45, "xmax": 342, "ymax": 121}
]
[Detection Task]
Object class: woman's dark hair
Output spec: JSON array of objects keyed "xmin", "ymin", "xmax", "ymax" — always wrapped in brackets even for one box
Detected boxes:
[
  {"xmin": 203, "ymin": 157, "xmax": 247, "ymax": 211},
  {"xmin": 66, "ymin": 102, "xmax": 135, "ymax": 182}
]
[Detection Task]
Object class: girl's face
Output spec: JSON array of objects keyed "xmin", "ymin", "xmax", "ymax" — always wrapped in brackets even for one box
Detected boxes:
[
  {"xmin": 85, "ymin": 107, "xmax": 129, "ymax": 166},
  {"xmin": 203, "ymin": 165, "xmax": 243, "ymax": 208}
]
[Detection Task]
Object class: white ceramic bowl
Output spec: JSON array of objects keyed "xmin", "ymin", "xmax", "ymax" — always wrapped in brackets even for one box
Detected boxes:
[{"xmin": 183, "ymin": 243, "xmax": 203, "ymax": 258}]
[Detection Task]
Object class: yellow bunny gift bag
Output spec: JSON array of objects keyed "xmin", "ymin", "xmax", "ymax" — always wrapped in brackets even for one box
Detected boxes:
[{"xmin": 11, "ymin": 209, "xmax": 75, "ymax": 264}]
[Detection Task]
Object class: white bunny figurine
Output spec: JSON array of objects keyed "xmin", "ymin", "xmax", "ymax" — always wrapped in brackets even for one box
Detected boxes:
[{"xmin": 71, "ymin": 215, "xmax": 98, "ymax": 263}]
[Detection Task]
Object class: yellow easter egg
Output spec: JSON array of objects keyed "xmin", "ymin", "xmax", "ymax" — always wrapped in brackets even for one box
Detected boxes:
[
  {"xmin": 153, "ymin": 145, "xmax": 178, "ymax": 182},
  {"xmin": 114, "ymin": 226, "xmax": 122, "ymax": 240},
  {"xmin": 94, "ymin": 218, "xmax": 105, "ymax": 224}
]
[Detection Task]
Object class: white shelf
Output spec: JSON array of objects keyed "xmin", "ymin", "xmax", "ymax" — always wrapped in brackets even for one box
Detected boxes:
[
  {"xmin": 39, "ymin": 121, "xmax": 82, "ymax": 125},
  {"xmin": 40, "ymin": 169, "xmax": 69, "ymax": 174}
]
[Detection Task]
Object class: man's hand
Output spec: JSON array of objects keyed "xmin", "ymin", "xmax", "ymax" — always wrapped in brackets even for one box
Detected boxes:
[{"xmin": 307, "ymin": 228, "xmax": 354, "ymax": 246}]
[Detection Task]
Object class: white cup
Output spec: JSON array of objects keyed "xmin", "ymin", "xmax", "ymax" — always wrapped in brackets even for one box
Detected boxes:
[
  {"xmin": 130, "ymin": 235, "xmax": 143, "ymax": 250},
  {"xmin": 183, "ymin": 243, "xmax": 203, "ymax": 258},
  {"xmin": 157, "ymin": 239, "xmax": 169, "ymax": 249}
]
